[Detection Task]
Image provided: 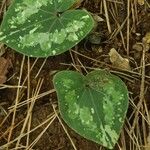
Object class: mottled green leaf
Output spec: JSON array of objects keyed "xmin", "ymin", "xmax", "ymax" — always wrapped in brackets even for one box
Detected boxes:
[
  {"xmin": 53, "ymin": 70, "xmax": 129, "ymax": 149},
  {"xmin": 0, "ymin": 0, "xmax": 94, "ymax": 57}
]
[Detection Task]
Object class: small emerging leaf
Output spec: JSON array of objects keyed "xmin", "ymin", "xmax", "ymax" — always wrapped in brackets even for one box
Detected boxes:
[
  {"xmin": 0, "ymin": 0, "xmax": 94, "ymax": 57},
  {"xmin": 53, "ymin": 70, "xmax": 129, "ymax": 149}
]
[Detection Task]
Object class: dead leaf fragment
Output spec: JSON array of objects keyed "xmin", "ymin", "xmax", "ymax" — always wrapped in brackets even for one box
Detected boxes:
[
  {"xmin": 0, "ymin": 44, "xmax": 5, "ymax": 56},
  {"xmin": 133, "ymin": 43, "xmax": 143, "ymax": 51},
  {"xmin": 109, "ymin": 48, "xmax": 131, "ymax": 70},
  {"xmin": 92, "ymin": 14, "xmax": 104, "ymax": 22},
  {"xmin": 138, "ymin": 0, "xmax": 145, "ymax": 5},
  {"xmin": 143, "ymin": 32, "xmax": 150, "ymax": 44},
  {"xmin": 0, "ymin": 57, "xmax": 11, "ymax": 84},
  {"xmin": 143, "ymin": 32, "xmax": 150, "ymax": 51}
]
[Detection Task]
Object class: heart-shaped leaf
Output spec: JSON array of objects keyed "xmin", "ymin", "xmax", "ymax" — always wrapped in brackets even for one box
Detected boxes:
[
  {"xmin": 0, "ymin": 0, "xmax": 94, "ymax": 57},
  {"xmin": 53, "ymin": 70, "xmax": 129, "ymax": 149}
]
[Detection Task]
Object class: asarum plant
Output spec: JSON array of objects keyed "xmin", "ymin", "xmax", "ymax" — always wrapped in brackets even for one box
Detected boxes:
[
  {"xmin": 0, "ymin": 0, "xmax": 129, "ymax": 149},
  {"xmin": 0, "ymin": 0, "xmax": 94, "ymax": 57},
  {"xmin": 53, "ymin": 70, "xmax": 128, "ymax": 149}
]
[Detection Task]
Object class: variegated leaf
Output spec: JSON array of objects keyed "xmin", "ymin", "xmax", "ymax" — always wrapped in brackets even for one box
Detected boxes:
[
  {"xmin": 0, "ymin": 0, "xmax": 94, "ymax": 57},
  {"xmin": 53, "ymin": 70, "xmax": 129, "ymax": 149}
]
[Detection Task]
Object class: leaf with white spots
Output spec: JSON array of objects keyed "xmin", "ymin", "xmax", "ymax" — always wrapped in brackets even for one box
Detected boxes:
[
  {"xmin": 53, "ymin": 70, "xmax": 129, "ymax": 149},
  {"xmin": 0, "ymin": 0, "xmax": 94, "ymax": 57}
]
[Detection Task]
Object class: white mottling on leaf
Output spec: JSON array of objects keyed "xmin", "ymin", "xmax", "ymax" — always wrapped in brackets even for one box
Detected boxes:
[
  {"xmin": 63, "ymin": 79, "xmax": 74, "ymax": 89},
  {"xmin": 9, "ymin": 0, "xmax": 51, "ymax": 25},
  {"xmin": 103, "ymin": 95, "xmax": 115, "ymax": 126},
  {"xmin": 81, "ymin": 15, "xmax": 89, "ymax": 19},
  {"xmin": 29, "ymin": 26, "xmax": 40, "ymax": 34},
  {"xmin": 10, "ymin": 25, "xmax": 17, "ymax": 29},
  {"xmin": 99, "ymin": 124, "xmax": 110, "ymax": 147},
  {"xmin": 104, "ymin": 125, "xmax": 118, "ymax": 145},
  {"xmin": 52, "ymin": 50, "xmax": 56, "ymax": 55},
  {"xmin": 67, "ymin": 32, "xmax": 78, "ymax": 41},
  {"xmin": 0, "ymin": 35, "xmax": 6, "ymax": 41},
  {"xmin": 79, "ymin": 107, "xmax": 97, "ymax": 131},
  {"xmin": 91, "ymin": 108, "xmax": 94, "ymax": 114},
  {"xmin": 119, "ymin": 118, "xmax": 122, "ymax": 122},
  {"xmin": 19, "ymin": 18, "xmax": 86, "ymax": 52}
]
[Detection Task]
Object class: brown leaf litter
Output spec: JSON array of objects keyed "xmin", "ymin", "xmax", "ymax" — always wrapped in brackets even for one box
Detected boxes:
[{"xmin": 0, "ymin": 57, "xmax": 11, "ymax": 84}]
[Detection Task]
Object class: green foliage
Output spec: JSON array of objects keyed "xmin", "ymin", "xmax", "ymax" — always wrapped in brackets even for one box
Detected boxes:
[
  {"xmin": 0, "ymin": 0, "xmax": 129, "ymax": 149},
  {"xmin": 53, "ymin": 70, "xmax": 129, "ymax": 149},
  {"xmin": 0, "ymin": 0, "xmax": 94, "ymax": 57}
]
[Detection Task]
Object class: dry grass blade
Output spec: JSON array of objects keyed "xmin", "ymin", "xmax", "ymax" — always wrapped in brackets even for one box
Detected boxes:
[
  {"xmin": 7, "ymin": 55, "xmax": 25, "ymax": 150},
  {"xmin": 52, "ymin": 104, "xmax": 77, "ymax": 150},
  {"xmin": 0, "ymin": 113, "xmax": 56, "ymax": 149},
  {"xmin": 26, "ymin": 115, "xmax": 56, "ymax": 150},
  {"xmin": 15, "ymin": 78, "xmax": 44, "ymax": 149},
  {"xmin": 35, "ymin": 58, "xmax": 47, "ymax": 78},
  {"xmin": 126, "ymin": 0, "xmax": 130, "ymax": 56},
  {"xmin": 0, "ymin": 84, "xmax": 26, "ymax": 90},
  {"xmin": 130, "ymin": 39, "xmax": 146, "ymax": 134},
  {"xmin": 103, "ymin": 0, "xmax": 112, "ymax": 33},
  {"xmin": 8, "ymin": 89, "xmax": 55, "ymax": 111}
]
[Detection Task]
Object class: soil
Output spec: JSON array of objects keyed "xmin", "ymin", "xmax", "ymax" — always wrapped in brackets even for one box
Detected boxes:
[{"xmin": 0, "ymin": 0, "xmax": 150, "ymax": 150}]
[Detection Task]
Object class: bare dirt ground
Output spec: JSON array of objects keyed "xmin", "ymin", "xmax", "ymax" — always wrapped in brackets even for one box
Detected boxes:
[{"xmin": 0, "ymin": 0, "xmax": 150, "ymax": 150}]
